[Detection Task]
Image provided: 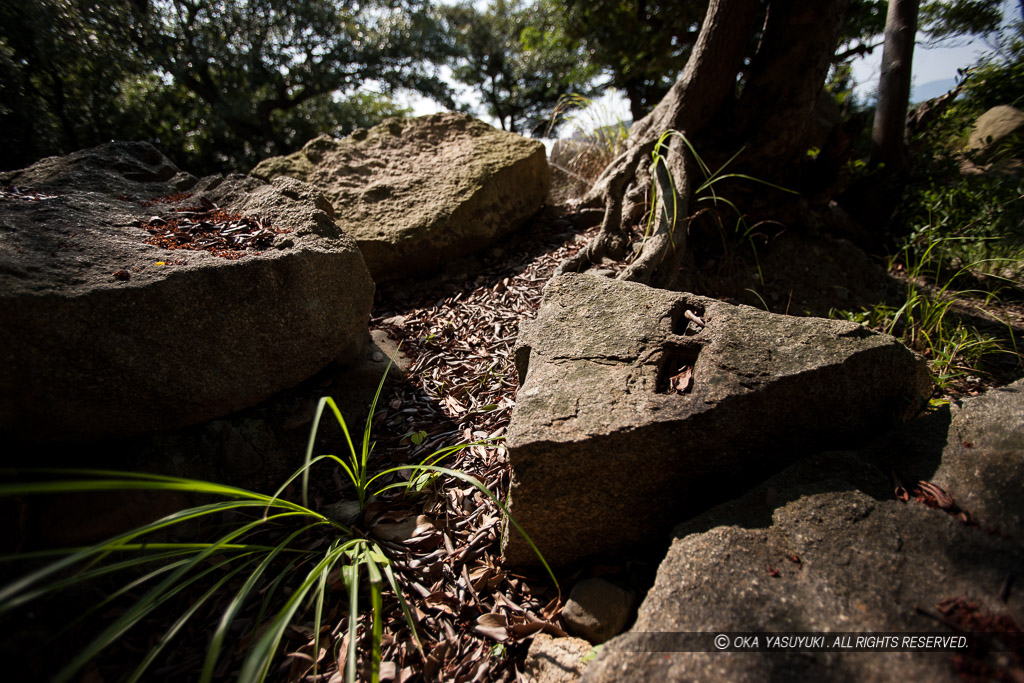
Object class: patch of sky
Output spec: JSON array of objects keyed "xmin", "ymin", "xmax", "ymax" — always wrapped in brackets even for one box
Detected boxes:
[{"xmin": 397, "ymin": 0, "xmax": 1021, "ymax": 145}]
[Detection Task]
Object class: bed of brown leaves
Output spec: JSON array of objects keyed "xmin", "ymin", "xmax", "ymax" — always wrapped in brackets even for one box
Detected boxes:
[
  {"xmin": 135, "ymin": 201, "xmax": 287, "ymax": 260},
  {"xmin": 931, "ymin": 597, "xmax": 1024, "ymax": 682},
  {"xmin": 266, "ymin": 213, "xmax": 598, "ymax": 682}
]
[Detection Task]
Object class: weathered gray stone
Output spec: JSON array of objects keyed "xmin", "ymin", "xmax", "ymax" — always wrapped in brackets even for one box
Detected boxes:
[
  {"xmin": 885, "ymin": 378, "xmax": 1024, "ymax": 541},
  {"xmin": 251, "ymin": 113, "xmax": 551, "ymax": 280},
  {"xmin": 0, "ymin": 140, "xmax": 198, "ymax": 196},
  {"xmin": 502, "ymin": 273, "xmax": 932, "ymax": 566},
  {"xmin": 0, "ymin": 142, "xmax": 374, "ymax": 442},
  {"xmin": 524, "ymin": 634, "xmax": 595, "ymax": 683},
  {"xmin": 582, "ymin": 446, "xmax": 1024, "ymax": 682},
  {"xmin": 968, "ymin": 105, "xmax": 1024, "ymax": 162},
  {"xmin": 7, "ymin": 329, "xmax": 406, "ymax": 548},
  {"xmin": 562, "ymin": 578, "xmax": 634, "ymax": 644}
]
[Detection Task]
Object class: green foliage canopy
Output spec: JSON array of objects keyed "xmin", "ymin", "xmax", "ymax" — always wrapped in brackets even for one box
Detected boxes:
[
  {"xmin": 546, "ymin": 0, "xmax": 1004, "ymax": 121},
  {"xmin": 0, "ymin": 0, "xmax": 451, "ymax": 174},
  {"xmin": 442, "ymin": 0, "xmax": 601, "ymax": 136},
  {"xmin": 143, "ymin": 0, "xmax": 451, "ymax": 171},
  {"xmin": 0, "ymin": 0, "xmax": 148, "ymax": 170},
  {"xmin": 838, "ymin": 0, "xmax": 1005, "ymax": 62},
  {"xmin": 552, "ymin": 0, "xmax": 709, "ymax": 121}
]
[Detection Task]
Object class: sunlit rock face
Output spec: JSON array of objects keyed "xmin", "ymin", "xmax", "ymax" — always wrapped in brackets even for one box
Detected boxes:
[
  {"xmin": 252, "ymin": 113, "xmax": 551, "ymax": 281},
  {"xmin": 502, "ymin": 273, "xmax": 932, "ymax": 567},
  {"xmin": 0, "ymin": 141, "xmax": 374, "ymax": 442}
]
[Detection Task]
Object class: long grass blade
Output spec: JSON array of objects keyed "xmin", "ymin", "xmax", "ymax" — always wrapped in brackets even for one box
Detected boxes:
[
  {"xmin": 52, "ymin": 553, "xmax": 251, "ymax": 683},
  {"xmin": 302, "ymin": 396, "xmax": 358, "ymax": 509},
  {"xmin": 0, "ymin": 499, "xmax": 281, "ymax": 611},
  {"xmin": 381, "ymin": 562, "xmax": 423, "ymax": 653},
  {"xmin": 344, "ymin": 546, "xmax": 360, "ymax": 683},
  {"xmin": 127, "ymin": 557, "xmax": 259, "ymax": 683},
  {"xmin": 364, "ymin": 550, "xmax": 384, "ymax": 683},
  {"xmin": 200, "ymin": 523, "xmax": 324, "ymax": 683},
  {"xmin": 240, "ymin": 539, "xmax": 359, "ymax": 683}
]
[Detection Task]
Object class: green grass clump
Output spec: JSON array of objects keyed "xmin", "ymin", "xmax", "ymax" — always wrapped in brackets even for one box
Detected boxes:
[
  {"xmin": 831, "ymin": 238, "xmax": 1019, "ymax": 391},
  {"xmin": 899, "ymin": 174, "xmax": 1024, "ymax": 283},
  {"xmin": 546, "ymin": 94, "xmax": 630, "ymax": 199},
  {"xmin": 0, "ymin": 361, "xmax": 555, "ymax": 683},
  {"xmin": 645, "ymin": 129, "xmax": 796, "ymax": 283}
]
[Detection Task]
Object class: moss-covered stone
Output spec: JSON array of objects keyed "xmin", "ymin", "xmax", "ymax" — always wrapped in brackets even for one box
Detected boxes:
[{"xmin": 251, "ymin": 113, "xmax": 550, "ymax": 280}]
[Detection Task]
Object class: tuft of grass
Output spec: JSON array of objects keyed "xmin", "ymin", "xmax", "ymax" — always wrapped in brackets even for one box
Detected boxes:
[
  {"xmin": 831, "ymin": 238, "xmax": 1020, "ymax": 391},
  {"xmin": 900, "ymin": 175, "xmax": 1024, "ymax": 286},
  {"xmin": 644, "ymin": 129, "xmax": 797, "ymax": 283},
  {"xmin": 0, "ymin": 359, "xmax": 556, "ymax": 683},
  {"xmin": 546, "ymin": 94, "xmax": 629, "ymax": 200}
]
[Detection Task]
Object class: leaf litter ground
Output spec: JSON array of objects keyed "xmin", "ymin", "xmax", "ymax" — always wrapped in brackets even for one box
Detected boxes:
[
  {"xmin": 12, "ymin": 199, "xmax": 1022, "ymax": 681},
  {"xmin": 33, "ymin": 209, "xmax": 599, "ymax": 683}
]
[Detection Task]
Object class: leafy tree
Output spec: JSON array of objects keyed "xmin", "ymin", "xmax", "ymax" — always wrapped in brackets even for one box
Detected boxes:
[
  {"xmin": 560, "ymin": 0, "xmax": 853, "ymax": 287},
  {"xmin": 871, "ymin": 0, "xmax": 921, "ymax": 173},
  {"xmin": 136, "ymin": 0, "xmax": 452, "ymax": 172},
  {"xmin": 117, "ymin": 76, "xmax": 410, "ymax": 174},
  {"xmin": 553, "ymin": 0, "xmax": 709, "ymax": 120},
  {"xmin": 837, "ymin": 0, "xmax": 1004, "ymax": 62},
  {"xmin": 548, "ymin": 0, "xmax": 1002, "ymax": 123},
  {"xmin": 556, "ymin": 0, "xmax": 1010, "ymax": 286},
  {"xmin": 442, "ymin": 0, "xmax": 601, "ymax": 135},
  {"xmin": 1, "ymin": 0, "xmax": 450, "ymax": 174},
  {"xmin": 0, "ymin": 0, "xmax": 148, "ymax": 170}
]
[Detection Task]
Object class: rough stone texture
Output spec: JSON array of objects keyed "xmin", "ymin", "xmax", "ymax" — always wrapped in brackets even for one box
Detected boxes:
[
  {"xmin": 524, "ymin": 634, "xmax": 595, "ymax": 683},
  {"xmin": 0, "ymin": 141, "xmax": 374, "ymax": 442},
  {"xmin": 502, "ymin": 274, "xmax": 932, "ymax": 566},
  {"xmin": 4, "ymin": 329, "xmax": 407, "ymax": 549},
  {"xmin": 930, "ymin": 381, "xmax": 1024, "ymax": 538},
  {"xmin": 251, "ymin": 113, "xmax": 550, "ymax": 280},
  {"xmin": 581, "ymin": 414, "xmax": 1024, "ymax": 682},
  {"xmin": 884, "ymin": 378, "xmax": 1024, "ymax": 541},
  {"xmin": 968, "ymin": 105, "xmax": 1024, "ymax": 161},
  {"xmin": 562, "ymin": 578, "xmax": 634, "ymax": 644},
  {"xmin": 0, "ymin": 139, "xmax": 198, "ymax": 195}
]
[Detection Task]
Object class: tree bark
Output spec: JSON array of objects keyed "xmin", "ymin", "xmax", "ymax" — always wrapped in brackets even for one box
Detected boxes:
[
  {"xmin": 870, "ymin": 0, "xmax": 920, "ymax": 173},
  {"xmin": 558, "ymin": 0, "xmax": 850, "ymax": 288},
  {"xmin": 624, "ymin": 79, "xmax": 647, "ymax": 122},
  {"xmin": 557, "ymin": 0, "xmax": 760, "ymax": 286},
  {"xmin": 734, "ymin": 0, "xmax": 850, "ymax": 186}
]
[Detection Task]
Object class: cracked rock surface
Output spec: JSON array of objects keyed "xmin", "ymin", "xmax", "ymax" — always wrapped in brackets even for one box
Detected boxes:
[
  {"xmin": 502, "ymin": 273, "xmax": 932, "ymax": 566},
  {"xmin": 582, "ymin": 381, "xmax": 1024, "ymax": 682}
]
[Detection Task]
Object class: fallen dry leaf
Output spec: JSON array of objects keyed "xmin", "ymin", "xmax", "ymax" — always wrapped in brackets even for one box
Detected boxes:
[
  {"xmin": 669, "ymin": 365, "xmax": 693, "ymax": 393},
  {"xmin": 473, "ymin": 613, "xmax": 509, "ymax": 642},
  {"xmin": 372, "ymin": 515, "xmax": 438, "ymax": 542}
]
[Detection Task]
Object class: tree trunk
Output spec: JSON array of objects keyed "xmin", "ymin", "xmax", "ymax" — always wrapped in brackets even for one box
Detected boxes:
[
  {"xmin": 733, "ymin": 0, "xmax": 850, "ymax": 187},
  {"xmin": 624, "ymin": 79, "xmax": 647, "ymax": 122},
  {"xmin": 870, "ymin": 0, "xmax": 919, "ymax": 173},
  {"xmin": 558, "ymin": 0, "xmax": 850, "ymax": 289}
]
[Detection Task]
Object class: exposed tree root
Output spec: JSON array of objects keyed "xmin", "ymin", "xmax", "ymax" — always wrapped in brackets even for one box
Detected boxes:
[
  {"xmin": 556, "ymin": 0, "xmax": 850, "ymax": 291},
  {"xmin": 555, "ymin": 0, "xmax": 761, "ymax": 289}
]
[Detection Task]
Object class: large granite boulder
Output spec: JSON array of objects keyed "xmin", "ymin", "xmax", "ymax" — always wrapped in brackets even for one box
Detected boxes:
[
  {"xmin": 582, "ymin": 380, "xmax": 1024, "ymax": 682},
  {"xmin": 251, "ymin": 113, "xmax": 550, "ymax": 280},
  {"xmin": 0, "ymin": 141, "xmax": 374, "ymax": 443},
  {"xmin": 502, "ymin": 274, "xmax": 932, "ymax": 566},
  {"xmin": 968, "ymin": 105, "xmax": 1024, "ymax": 162},
  {"xmin": 888, "ymin": 378, "xmax": 1024, "ymax": 540}
]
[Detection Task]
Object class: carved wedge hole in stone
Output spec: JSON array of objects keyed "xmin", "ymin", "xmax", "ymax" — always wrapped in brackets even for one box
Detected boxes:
[
  {"xmin": 656, "ymin": 345, "xmax": 701, "ymax": 394},
  {"xmin": 514, "ymin": 344, "xmax": 532, "ymax": 385},
  {"xmin": 670, "ymin": 302, "xmax": 706, "ymax": 336}
]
